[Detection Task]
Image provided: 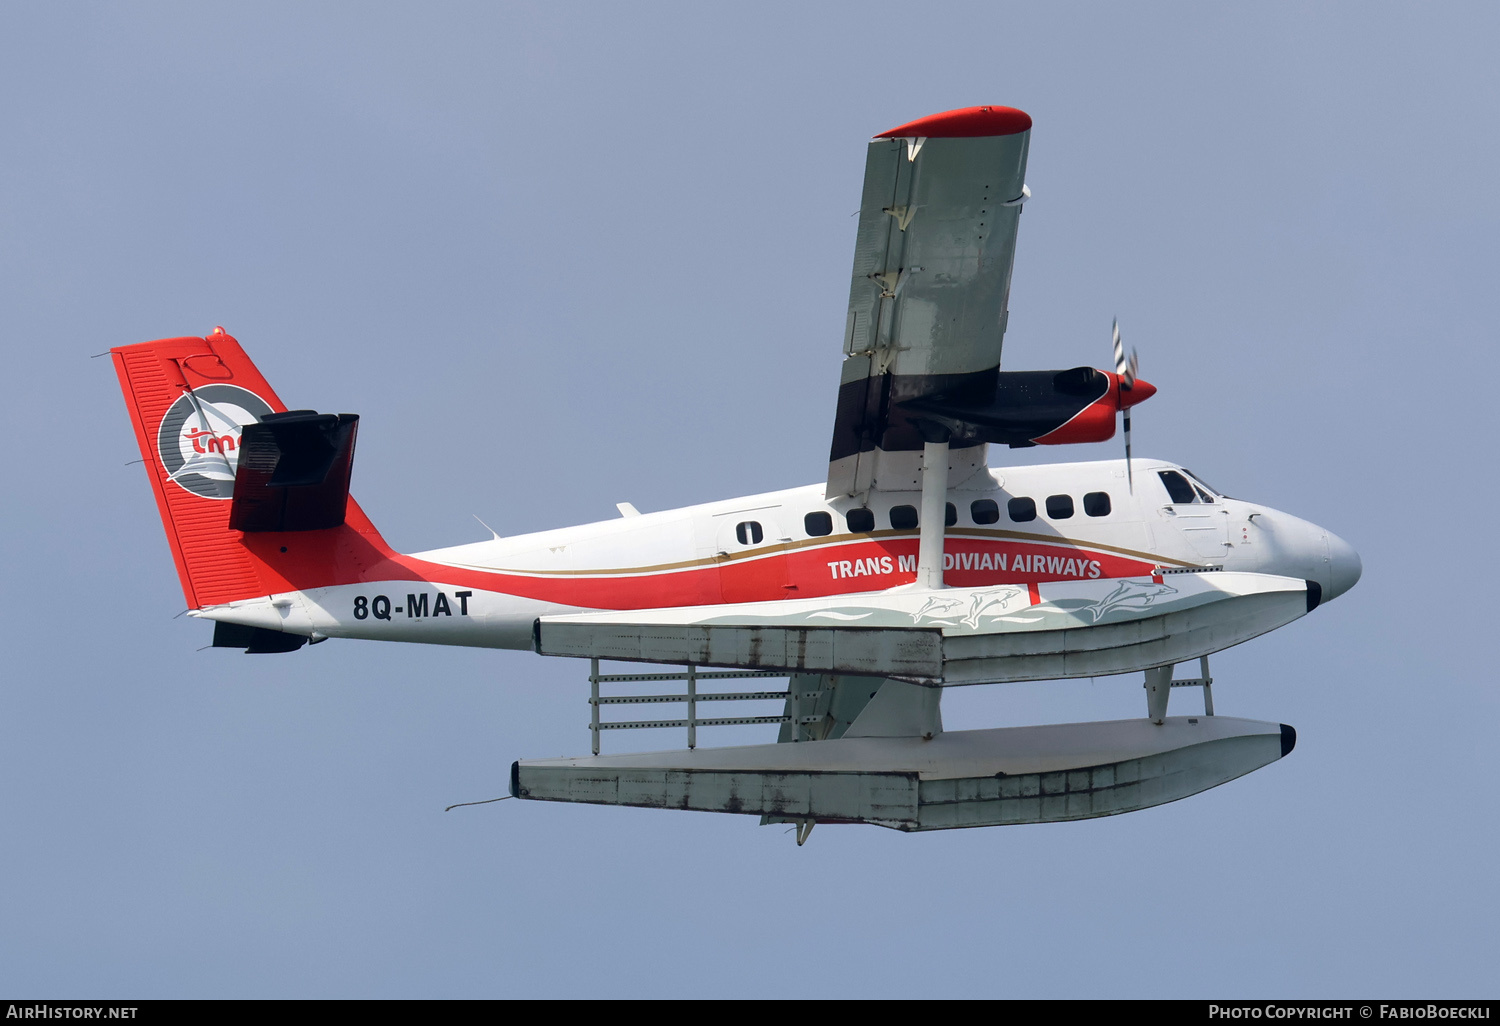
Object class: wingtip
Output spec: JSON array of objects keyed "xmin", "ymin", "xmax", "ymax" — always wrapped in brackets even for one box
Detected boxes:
[{"xmin": 875, "ymin": 105, "xmax": 1032, "ymax": 139}]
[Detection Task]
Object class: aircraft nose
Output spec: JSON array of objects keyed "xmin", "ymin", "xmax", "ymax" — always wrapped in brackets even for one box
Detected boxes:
[{"xmin": 1325, "ymin": 532, "xmax": 1362, "ymax": 601}]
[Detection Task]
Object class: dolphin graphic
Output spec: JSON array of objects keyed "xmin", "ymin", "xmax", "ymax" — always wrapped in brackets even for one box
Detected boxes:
[
  {"xmin": 1086, "ymin": 579, "xmax": 1178, "ymax": 622},
  {"xmin": 961, "ymin": 587, "xmax": 1026, "ymax": 629},
  {"xmin": 912, "ymin": 594, "xmax": 967, "ymax": 624}
]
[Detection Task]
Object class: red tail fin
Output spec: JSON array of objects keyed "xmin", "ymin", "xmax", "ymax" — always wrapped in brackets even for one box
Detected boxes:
[{"xmin": 112, "ymin": 329, "xmax": 393, "ymax": 608}]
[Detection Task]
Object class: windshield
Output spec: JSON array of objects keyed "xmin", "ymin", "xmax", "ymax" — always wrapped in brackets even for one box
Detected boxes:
[{"xmin": 1180, "ymin": 468, "xmax": 1223, "ymax": 498}]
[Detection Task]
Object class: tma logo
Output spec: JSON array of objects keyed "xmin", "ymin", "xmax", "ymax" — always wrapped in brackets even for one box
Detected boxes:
[{"xmin": 156, "ymin": 384, "xmax": 274, "ymax": 499}]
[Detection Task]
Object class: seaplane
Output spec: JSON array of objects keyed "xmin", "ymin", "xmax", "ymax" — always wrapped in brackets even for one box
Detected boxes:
[{"xmin": 111, "ymin": 105, "xmax": 1361, "ymax": 842}]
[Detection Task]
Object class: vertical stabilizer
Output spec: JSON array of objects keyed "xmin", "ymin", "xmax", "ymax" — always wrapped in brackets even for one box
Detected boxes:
[{"xmin": 111, "ymin": 329, "xmax": 391, "ymax": 609}]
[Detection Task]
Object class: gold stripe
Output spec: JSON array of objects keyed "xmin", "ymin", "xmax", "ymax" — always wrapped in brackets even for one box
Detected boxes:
[{"xmin": 436, "ymin": 526, "xmax": 1193, "ymax": 577}]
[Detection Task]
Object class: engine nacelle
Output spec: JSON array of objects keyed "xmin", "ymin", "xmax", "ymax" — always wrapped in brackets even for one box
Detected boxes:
[{"xmin": 899, "ymin": 366, "xmax": 1155, "ymax": 448}]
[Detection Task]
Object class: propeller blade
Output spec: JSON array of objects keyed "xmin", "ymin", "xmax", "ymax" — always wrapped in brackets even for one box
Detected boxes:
[{"xmin": 1112, "ymin": 318, "xmax": 1138, "ymax": 490}]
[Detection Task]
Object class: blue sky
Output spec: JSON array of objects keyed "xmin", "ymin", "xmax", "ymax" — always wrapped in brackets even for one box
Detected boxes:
[{"xmin": 1, "ymin": 2, "xmax": 1495, "ymax": 997}]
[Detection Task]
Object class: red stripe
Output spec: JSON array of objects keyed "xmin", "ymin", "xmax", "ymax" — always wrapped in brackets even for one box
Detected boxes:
[{"xmin": 250, "ymin": 534, "xmax": 1158, "ymax": 610}]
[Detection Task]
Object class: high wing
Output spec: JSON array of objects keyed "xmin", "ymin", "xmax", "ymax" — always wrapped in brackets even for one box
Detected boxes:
[{"xmin": 827, "ymin": 106, "xmax": 1032, "ymax": 498}]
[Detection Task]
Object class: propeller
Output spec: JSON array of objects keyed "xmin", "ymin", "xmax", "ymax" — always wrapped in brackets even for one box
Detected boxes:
[{"xmin": 1112, "ymin": 319, "xmax": 1140, "ymax": 492}]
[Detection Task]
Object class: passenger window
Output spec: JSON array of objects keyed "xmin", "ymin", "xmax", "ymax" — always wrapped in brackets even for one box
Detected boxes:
[
  {"xmin": 1046, "ymin": 494, "xmax": 1074, "ymax": 519},
  {"xmin": 971, "ymin": 499, "xmax": 1000, "ymax": 525},
  {"xmin": 1083, "ymin": 491, "xmax": 1111, "ymax": 517},
  {"xmin": 804, "ymin": 511, "xmax": 833, "ymax": 537},
  {"xmin": 1158, "ymin": 470, "xmax": 1197, "ymax": 504},
  {"xmin": 846, "ymin": 508, "xmax": 875, "ymax": 533},
  {"xmin": 735, "ymin": 521, "xmax": 763, "ymax": 545},
  {"xmin": 890, "ymin": 505, "xmax": 919, "ymax": 530},
  {"xmin": 1008, "ymin": 497, "xmax": 1036, "ymax": 522},
  {"xmin": 945, "ymin": 502, "xmax": 957, "ymax": 527}
]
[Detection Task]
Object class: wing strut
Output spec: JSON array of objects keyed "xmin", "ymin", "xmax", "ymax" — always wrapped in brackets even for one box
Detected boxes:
[{"xmin": 916, "ymin": 436, "xmax": 950, "ymax": 589}]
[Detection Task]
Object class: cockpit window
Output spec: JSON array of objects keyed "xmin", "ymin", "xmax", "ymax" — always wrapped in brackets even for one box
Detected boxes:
[
  {"xmin": 1192, "ymin": 484, "xmax": 1215, "ymax": 504},
  {"xmin": 1158, "ymin": 470, "xmax": 1198, "ymax": 504},
  {"xmin": 1180, "ymin": 468, "xmax": 1222, "ymax": 497}
]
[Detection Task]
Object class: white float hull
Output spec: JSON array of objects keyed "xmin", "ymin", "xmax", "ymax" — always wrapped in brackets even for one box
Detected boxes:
[{"xmin": 511, "ymin": 715, "xmax": 1294, "ymax": 830}]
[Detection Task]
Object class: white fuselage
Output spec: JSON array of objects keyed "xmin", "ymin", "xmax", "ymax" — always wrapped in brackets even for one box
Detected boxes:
[{"xmin": 193, "ymin": 457, "xmax": 1361, "ymax": 652}]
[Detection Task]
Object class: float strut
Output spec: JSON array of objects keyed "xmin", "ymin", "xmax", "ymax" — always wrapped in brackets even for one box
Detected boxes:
[
  {"xmin": 916, "ymin": 437, "xmax": 950, "ymax": 590},
  {"xmin": 590, "ymin": 657, "xmax": 601, "ymax": 755},
  {"xmin": 1145, "ymin": 664, "xmax": 1173, "ymax": 724},
  {"xmin": 686, "ymin": 664, "xmax": 697, "ymax": 750}
]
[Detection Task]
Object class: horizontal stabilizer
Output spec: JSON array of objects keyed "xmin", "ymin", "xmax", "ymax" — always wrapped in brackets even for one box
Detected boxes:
[
  {"xmin": 228, "ymin": 411, "xmax": 359, "ymax": 532},
  {"xmin": 535, "ymin": 572, "xmax": 1314, "ymax": 684},
  {"xmin": 512, "ymin": 716, "xmax": 1294, "ymax": 830},
  {"xmin": 211, "ymin": 620, "xmax": 308, "ymax": 653}
]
